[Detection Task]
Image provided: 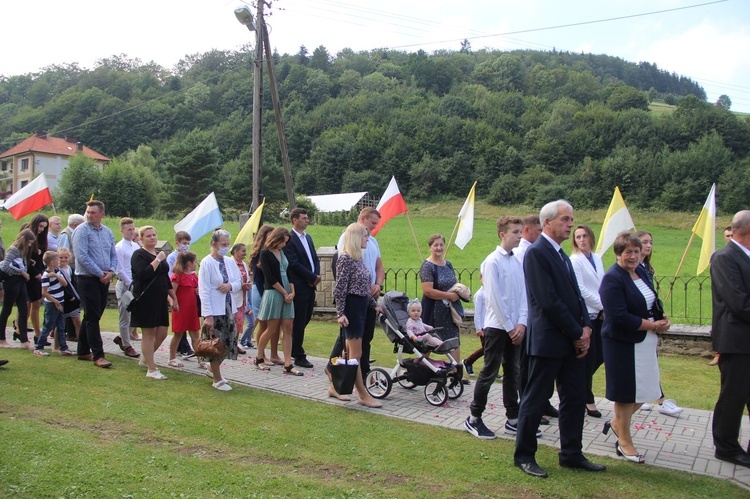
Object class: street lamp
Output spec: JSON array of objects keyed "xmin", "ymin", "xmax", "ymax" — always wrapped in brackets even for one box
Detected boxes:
[{"xmin": 234, "ymin": 5, "xmax": 256, "ymax": 31}]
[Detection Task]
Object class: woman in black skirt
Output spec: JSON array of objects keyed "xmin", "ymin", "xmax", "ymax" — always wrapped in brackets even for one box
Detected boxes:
[{"xmin": 131, "ymin": 226, "xmax": 177, "ymax": 380}]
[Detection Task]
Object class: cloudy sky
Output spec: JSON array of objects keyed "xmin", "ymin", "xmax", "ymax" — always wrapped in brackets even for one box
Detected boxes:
[{"xmin": 1, "ymin": 0, "xmax": 748, "ymax": 111}]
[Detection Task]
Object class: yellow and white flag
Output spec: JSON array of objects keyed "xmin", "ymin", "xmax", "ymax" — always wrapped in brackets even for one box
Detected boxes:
[
  {"xmin": 234, "ymin": 198, "xmax": 265, "ymax": 247},
  {"xmin": 597, "ymin": 186, "xmax": 635, "ymax": 256},
  {"xmin": 454, "ymin": 181, "xmax": 477, "ymax": 250},
  {"xmin": 692, "ymin": 184, "xmax": 716, "ymax": 275}
]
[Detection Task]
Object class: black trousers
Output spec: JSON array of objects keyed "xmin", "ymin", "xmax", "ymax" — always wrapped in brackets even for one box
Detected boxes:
[
  {"xmin": 0, "ymin": 276, "xmax": 29, "ymax": 342},
  {"xmin": 76, "ymin": 275, "xmax": 108, "ymax": 360},
  {"xmin": 514, "ymin": 352, "xmax": 586, "ymax": 465},
  {"xmin": 470, "ymin": 327, "xmax": 521, "ymax": 419},
  {"xmin": 713, "ymin": 353, "xmax": 750, "ymax": 455},
  {"xmin": 291, "ymin": 290, "xmax": 315, "ymax": 360},
  {"xmin": 585, "ymin": 317, "xmax": 604, "ymax": 405},
  {"xmin": 329, "ymin": 306, "xmax": 376, "ymax": 375}
]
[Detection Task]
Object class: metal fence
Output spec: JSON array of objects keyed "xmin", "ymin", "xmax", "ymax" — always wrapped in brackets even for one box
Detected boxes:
[{"xmin": 383, "ymin": 269, "xmax": 712, "ymax": 326}]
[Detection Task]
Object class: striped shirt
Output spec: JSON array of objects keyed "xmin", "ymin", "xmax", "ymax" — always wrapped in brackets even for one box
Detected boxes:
[{"xmin": 42, "ymin": 269, "xmax": 65, "ymax": 304}]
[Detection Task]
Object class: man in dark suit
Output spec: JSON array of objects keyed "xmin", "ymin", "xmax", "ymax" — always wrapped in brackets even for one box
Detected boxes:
[
  {"xmin": 710, "ymin": 210, "xmax": 750, "ymax": 468},
  {"xmin": 283, "ymin": 208, "xmax": 321, "ymax": 368},
  {"xmin": 514, "ymin": 200, "xmax": 605, "ymax": 478}
]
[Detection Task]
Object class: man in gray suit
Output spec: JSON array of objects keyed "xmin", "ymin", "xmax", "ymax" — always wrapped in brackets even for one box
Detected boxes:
[{"xmin": 710, "ymin": 210, "xmax": 750, "ymax": 468}]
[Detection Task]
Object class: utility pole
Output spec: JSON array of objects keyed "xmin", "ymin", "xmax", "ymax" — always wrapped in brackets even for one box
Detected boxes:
[
  {"xmin": 262, "ymin": 24, "xmax": 295, "ymax": 210},
  {"xmin": 251, "ymin": 1, "xmax": 264, "ymax": 213}
]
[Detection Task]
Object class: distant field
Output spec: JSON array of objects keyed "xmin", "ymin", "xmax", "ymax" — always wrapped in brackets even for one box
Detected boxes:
[{"xmin": 648, "ymin": 101, "xmax": 676, "ymax": 114}]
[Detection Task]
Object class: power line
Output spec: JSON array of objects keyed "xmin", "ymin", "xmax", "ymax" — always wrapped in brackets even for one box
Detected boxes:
[{"xmin": 386, "ymin": 0, "xmax": 729, "ymax": 50}]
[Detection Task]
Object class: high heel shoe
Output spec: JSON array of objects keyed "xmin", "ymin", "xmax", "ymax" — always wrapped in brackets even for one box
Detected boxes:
[
  {"xmin": 615, "ymin": 441, "xmax": 645, "ymax": 463},
  {"xmin": 602, "ymin": 420, "xmax": 619, "ymax": 438}
]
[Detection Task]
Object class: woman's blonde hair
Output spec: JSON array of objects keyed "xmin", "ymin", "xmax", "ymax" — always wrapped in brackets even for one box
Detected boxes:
[{"xmin": 341, "ymin": 223, "xmax": 367, "ymax": 261}]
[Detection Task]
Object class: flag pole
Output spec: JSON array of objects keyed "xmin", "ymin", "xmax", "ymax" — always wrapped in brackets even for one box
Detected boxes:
[
  {"xmin": 444, "ymin": 217, "xmax": 461, "ymax": 258},
  {"xmin": 405, "ymin": 212, "xmax": 423, "ymax": 262},
  {"xmin": 665, "ymin": 232, "xmax": 696, "ymax": 302},
  {"xmin": 51, "ymin": 203, "xmax": 58, "ymax": 216}
]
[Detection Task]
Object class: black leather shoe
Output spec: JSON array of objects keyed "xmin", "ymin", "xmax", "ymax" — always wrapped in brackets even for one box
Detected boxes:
[
  {"xmin": 294, "ymin": 358, "xmax": 314, "ymax": 368},
  {"xmin": 560, "ymin": 458, "xmax": 607, "ymax": 472},
  {"xmin": 516, "ymin": 461, "xmax": 548, "ymax": 478},
  {"xmin": 544, "ymin": 404, "xmax": 559, "ymax": 418},
  {"xmin": 539, "ymin": 416, "xmax": 550, "ymax": 425},
  {"xmin": 587, "ymin": 407, "xmax": 602, "ymax": 418},
  {"xmin": 715, "ymin": 451, "xmax": 750, "ymax": 468}
]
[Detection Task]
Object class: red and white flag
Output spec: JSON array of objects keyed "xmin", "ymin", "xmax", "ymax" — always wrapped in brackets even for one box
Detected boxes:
[
  {"xmin": 3, "ymin": 174, "xmax": 53, "ymax": 220},
  {"xmin": 371, "ymin": 176, "xmax": 407, "ymax": 236}
]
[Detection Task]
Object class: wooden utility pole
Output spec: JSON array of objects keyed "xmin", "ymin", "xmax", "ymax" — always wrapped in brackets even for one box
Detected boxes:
[
  {"xmin": 262, "ymin": 24, "xmax": 296, "ymax": 210},
  {"xmin": 251, "ymin": 1, "xmax": 264, "ymax": 212}
]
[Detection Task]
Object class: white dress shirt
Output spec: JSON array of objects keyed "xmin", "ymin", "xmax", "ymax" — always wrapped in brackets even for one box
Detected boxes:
[
  {"xmin": 292, "ymin": 229, "xmax": 315, "ymax": 271},
  {"xmin": 482, "ymin": 245, "xmax": 528, "ymax": 332},
  {"xmin": 115, "ymin": 239, "xmax": 140, "ymax": 288}
]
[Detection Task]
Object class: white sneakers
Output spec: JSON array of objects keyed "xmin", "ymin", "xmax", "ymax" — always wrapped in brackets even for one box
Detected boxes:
[
  {"xmin": 212, "ymin": 379, "xmax": 232, "ymax": 391},
  {"xmin": 640, "ymin": 399, "xmax": 684, "ymax": 417},
  {"xmin": 658, "ymin": 399, "xmax": 683, "ymax": 417}
]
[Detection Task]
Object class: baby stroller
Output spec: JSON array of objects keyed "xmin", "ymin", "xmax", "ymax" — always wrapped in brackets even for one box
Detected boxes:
[{"xmin": 365, "ymin": 291, "xmax": 463, "ymax": 406}]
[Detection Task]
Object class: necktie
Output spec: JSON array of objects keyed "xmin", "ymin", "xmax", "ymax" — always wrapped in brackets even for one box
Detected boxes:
[{"xmin": 560, "ymin": 248, "xmax": 574, "ymax": 277}]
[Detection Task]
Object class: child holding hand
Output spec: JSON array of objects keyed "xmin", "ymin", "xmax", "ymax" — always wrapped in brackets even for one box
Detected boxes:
[{"xmin": 35, "ymin": 251, "xmax": 73, "ymax": 356}]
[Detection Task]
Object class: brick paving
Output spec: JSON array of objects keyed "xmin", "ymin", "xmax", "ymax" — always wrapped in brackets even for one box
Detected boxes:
[{"xmin": 100, "ymin": 331, "xmax": 750, "ymax": 491}]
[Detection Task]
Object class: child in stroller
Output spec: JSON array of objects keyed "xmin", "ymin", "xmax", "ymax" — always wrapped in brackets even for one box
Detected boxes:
[
  {"xmin": 406, "ymin": 300, "xmax": 443, "ymax": 349},
  {"xmin": 364, "ymin": 291, "xmax": 464, "ymax": 406}
]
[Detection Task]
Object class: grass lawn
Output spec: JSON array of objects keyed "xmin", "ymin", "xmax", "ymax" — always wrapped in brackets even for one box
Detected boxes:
[{"xmin": 0, "ymin": 345, "xmax": 740, "ymax": 498}]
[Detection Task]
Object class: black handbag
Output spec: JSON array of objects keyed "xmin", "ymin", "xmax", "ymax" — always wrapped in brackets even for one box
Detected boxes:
[
  {"xmin": 327, "ymin": 328, "xmax": 359, "ymax": 395},
  {"xmin": 652, "ymin": 297, "xmax": 665, "ymax": 321}
]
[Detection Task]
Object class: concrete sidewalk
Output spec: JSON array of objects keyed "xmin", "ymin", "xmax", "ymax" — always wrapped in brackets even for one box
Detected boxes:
[{"xmin": 101, "ymin": 331, "xmax": 750, "ymax": 491}]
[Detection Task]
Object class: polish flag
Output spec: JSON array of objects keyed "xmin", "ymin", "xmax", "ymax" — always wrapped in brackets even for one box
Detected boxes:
[
  {"xmin": 3, "ymin": 174, "xmax": 54, "ymax": 220},
  {"xmin": 371, "ymin": 176, "xmax": 407, "ymax": 236}
]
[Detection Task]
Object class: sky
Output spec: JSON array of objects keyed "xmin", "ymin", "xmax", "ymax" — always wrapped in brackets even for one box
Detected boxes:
[{"xmin": 1, "ymin": 0, "xmax": 749, "ymax": 112}]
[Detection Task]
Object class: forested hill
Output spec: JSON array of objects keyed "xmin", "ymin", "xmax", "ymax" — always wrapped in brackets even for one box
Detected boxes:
[{"xmin": 1, "ymin": 47, "xmax": 748, "ymax": 219}]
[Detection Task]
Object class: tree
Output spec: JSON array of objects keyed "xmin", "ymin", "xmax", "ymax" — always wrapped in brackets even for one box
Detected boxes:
[
  {"xmin": 160, "ymin": 129, "xmax": 220, "ymax": 215},
  {"xmin": 99, "ymin": 158, "xmax": 159, "ymax": 217},
  {"xmin": 310, "ymin": 46, "xmax": 332, "ymax": 72},
  {"xmin": 716, "ymin": 94, "xmax": 732, "ymax": 110},
  {"xmin": 606, "ymin": 85, "xmax": 648, "ymax": 111},
  {"xmin": 56, "ymin": 154, "xmax": 102, "ymax": 212}
]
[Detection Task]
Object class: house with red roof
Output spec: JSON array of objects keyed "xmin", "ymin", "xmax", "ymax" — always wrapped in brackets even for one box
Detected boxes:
[{"xmin": 0, "ymin": 131, "xmax": 109, "ymax": 198}]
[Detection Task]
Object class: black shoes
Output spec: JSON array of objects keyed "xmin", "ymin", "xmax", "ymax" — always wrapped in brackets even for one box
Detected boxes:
[
  {"xmin": 715, "ymin": 450, "xmax": 750, "ymax": 468},
  {"xmin": 544, "ymin": 404, "xmax": 559, "ymax": 418},
  {"xmin": 560, "ymin": 457, "xmax": 607, "ymax": 471},
  {"xmin": 587, "ymin": 407, "xmax": 602, "ymax": 418},
  {"xmin": 516, "ymin": 461, "xmax": 548, "ymax": 478},
  {"xmin": 294, "ymin": 358, "xmax": 314, "ymax": 368},
  {"xmin": 0, "ymin": 359, "xmax": 8, "ymax": 367}
]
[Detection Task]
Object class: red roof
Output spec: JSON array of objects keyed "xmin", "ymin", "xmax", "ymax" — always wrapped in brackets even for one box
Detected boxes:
[{"xmin": 0, "ymin": 134, "xmax": 109, "ymax": 161}]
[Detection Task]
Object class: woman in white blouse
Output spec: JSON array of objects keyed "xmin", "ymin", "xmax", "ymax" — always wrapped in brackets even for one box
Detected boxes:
[
  {"xmin": 570, "ymin": 225, "xmax": 605, "ymax": 418},
  {"xmin": 198, "ymin": 230, "xmax": 242, "ymax": 391}
]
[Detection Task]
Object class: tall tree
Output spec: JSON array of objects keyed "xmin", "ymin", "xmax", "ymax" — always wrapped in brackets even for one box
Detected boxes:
[{"xmin": 160, "ymin": 129, "xmax": 220, "ymax": 215}]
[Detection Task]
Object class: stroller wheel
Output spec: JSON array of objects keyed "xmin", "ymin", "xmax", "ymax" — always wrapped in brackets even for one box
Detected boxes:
[
  {"xmin": 365, "ymin": 368, "xmax": 392, "ymax": 399},
  {"xmin": 395, "ymin": 365, "xmax": 416, "ymax": 389},
  {"xmin": 424, "ymin": 380, "xmax": 449, "ymax": 406},
  {"xmin": 447, "ymin": 376, "xmax": 464, "ymax": 399}
]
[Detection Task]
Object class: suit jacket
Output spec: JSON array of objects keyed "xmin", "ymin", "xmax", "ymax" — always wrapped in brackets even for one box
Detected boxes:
[
  {"xmin": 523, "ymin": 235, "xmax": 590, "ymax": 358},
  {"xmin": 710, "ymin": 241, "xmax": 750, "ymax": 354},
  {"xmin": 599, "ymin": 263, "xmax": 654, "ymax": 344},
  {"xmin": 283, "ymin": 230, "xmax": 320, "ymax": 296},
  {"xmin": 569, "ymin": 252, "xmax": 604, "ymax": 314}
]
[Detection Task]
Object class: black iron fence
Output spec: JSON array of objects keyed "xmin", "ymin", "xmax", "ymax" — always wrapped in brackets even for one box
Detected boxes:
[{"xmin": 383, "ymin": 269, "xmax": 712, "ymax": 326}]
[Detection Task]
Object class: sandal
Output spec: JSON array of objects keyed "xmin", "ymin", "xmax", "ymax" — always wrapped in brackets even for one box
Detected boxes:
[
  {"xmin": 254, "ymin": 357, "xmax": 271, "ymax": 371},
  {"xmin": 269, "ymin": 358, "xmax": 284, "ymax": 365},
  {"xmin": 167, "ymin": 359, "xmax": 185, "ymax": 368},
  {"xmin": 284, "ymin": 365, "xmax": 304, "ymax": 376}
]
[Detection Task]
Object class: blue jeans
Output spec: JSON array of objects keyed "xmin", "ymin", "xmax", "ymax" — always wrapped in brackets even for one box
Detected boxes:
[
  {"xmin": 37, "ymin": 301, "xmax": 68, "ymax": 351},
  {"xmin": 239, "ymin": 286, "xmax": 259, "ymax": 346}
]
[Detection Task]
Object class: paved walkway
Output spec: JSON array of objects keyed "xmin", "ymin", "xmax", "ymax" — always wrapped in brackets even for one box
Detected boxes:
[{"xmin": 100, "ymin": 332, "xmax": 750, "ymax": 491}]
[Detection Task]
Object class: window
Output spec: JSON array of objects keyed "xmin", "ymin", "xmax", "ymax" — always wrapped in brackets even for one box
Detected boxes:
[
  {"xmin": 1, "ymin": 161, "xmax": 6, "ymax": 171},
  {"xmin": 20, "ymin": 180, "xmax": 28, "ymax": 188},
  {"xmin": 21, "ymin": 158, "xmax": 29, "ymax": 171}
]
